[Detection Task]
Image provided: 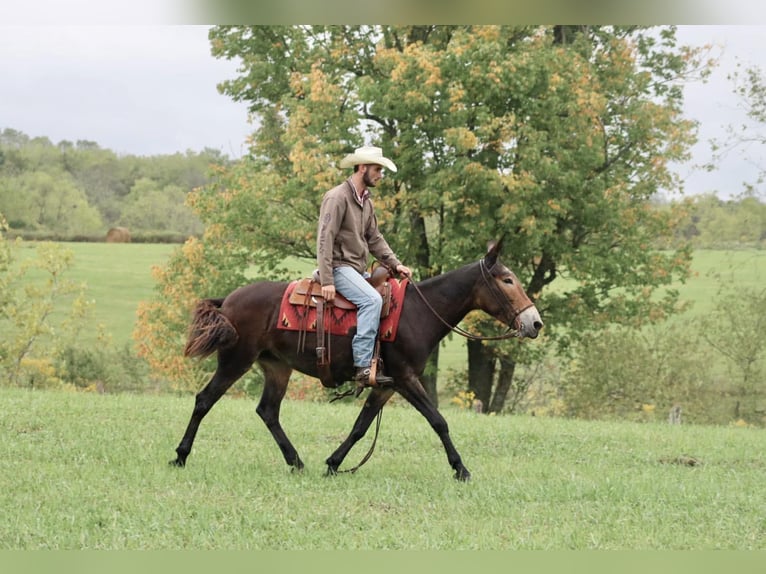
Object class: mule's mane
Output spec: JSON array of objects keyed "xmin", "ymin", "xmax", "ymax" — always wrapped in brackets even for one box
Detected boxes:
[
  {"xmin": 409, "ymin": 260, "xmax": 486, "ymax": 331},
  {"xmin": 415, "ymin": 259, "xmax": 483, "ymax": 293}
]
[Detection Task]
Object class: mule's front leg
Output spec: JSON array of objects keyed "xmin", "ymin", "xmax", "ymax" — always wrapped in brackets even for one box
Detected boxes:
[
  {"xmin": 397, "ymin": 379, "xmax": 471, "ymax": 481},
  {"xmin": 325, "ymin": 387, "xmax": 394, "ymax": 475}
]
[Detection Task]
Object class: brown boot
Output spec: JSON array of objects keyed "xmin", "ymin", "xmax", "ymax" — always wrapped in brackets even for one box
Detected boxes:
[{"xmin": 354, "ymin": 366, "xmax": 394, "ymax": 387}]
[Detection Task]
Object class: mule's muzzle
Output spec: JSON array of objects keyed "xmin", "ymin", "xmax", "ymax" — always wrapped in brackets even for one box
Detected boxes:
[{"xmin": 517, "ymin": 306, "xmax": 543, "ymax": 339}]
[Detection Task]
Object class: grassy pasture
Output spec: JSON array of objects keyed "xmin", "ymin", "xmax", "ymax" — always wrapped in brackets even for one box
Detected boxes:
[
  {"xmin": 11, "ymin": 241, "xmax": 176, "ymax": 347},
  {"xmin": 0, "ymin": 386, "xmax": 764, "ymax": 550}
]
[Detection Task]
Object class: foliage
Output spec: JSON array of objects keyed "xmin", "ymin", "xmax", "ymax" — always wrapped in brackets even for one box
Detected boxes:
[
  {"xmin": 133, "ymin": 168, "xmax": 262, "ymax": 392},
  {"xmin": 695, "ymin": 285, "xmax": 766, "ymax": 423},
  {"xmin": 118, "ymin": 178, "xmax": 203, "ymax": 236},
  {"xmin": 0, "ymin": 219, "xmax": 93, "ymax": 388},
  {"xmin": 195, "ymin": 25, "xmax": 711, "ymax": 407},
  {"xmin": 55, "ymin": 340, "xmax": 152, "ymax": 394},
  {"xmin": 562, "ymin": 320, "xmax": 752, "ymax": 424},
  {"xmin": 561, "ymin": 323, "xmax": 713, "ymax": 424},
  {"xmin": 0, "ymin": 128, "xmax": 229, "ymax": 239},
  {"xmin": 682, "ymin": 192, "xmax": 766, "ymax": 247}
]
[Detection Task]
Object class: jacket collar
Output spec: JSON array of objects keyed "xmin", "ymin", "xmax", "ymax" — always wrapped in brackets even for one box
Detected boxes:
[{"xmin": 346, "ymin": 178, "xmax": 370, "ymax": 207}]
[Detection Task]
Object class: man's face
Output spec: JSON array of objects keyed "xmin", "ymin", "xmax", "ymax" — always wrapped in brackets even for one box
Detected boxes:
[{"xmin": 362, "ymin": 164, "xmax": 384, "ymax": 187}]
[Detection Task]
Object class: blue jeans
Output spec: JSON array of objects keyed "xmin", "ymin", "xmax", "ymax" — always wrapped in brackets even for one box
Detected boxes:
[{"xmin": 332, "ymin": 265, "xmax": 382, "ymax": 368}]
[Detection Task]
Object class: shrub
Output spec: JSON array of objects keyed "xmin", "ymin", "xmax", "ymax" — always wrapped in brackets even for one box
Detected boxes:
[
  {"xmin": 55, "ymin": 341, "xmax": 152, "ymax": 394},
  {"xmin": 561, "ymin": 322, "xmax": 711, "ymax": 423}
]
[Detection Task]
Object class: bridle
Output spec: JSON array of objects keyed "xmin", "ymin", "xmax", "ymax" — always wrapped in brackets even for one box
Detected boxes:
[{"xmin": 408, "ymin": 258, "xmax": 535, "ymax": 342}]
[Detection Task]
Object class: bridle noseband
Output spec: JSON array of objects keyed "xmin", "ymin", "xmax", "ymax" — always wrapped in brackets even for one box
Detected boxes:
[{"xmin": 409, "ymin": 258, "xmax": 534, "ymax": 342}]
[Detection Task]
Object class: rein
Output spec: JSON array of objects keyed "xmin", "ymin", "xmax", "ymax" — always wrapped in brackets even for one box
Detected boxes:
[
  {"xmin": 409, "ymin": 259, "xmax": 532, "ymax": 342},
  {"xmin": 334, "ymin": 408, "xmax": 383, "ymax": 474}
]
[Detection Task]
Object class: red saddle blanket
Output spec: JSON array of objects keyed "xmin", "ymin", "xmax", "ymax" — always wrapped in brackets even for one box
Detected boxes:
[{"xmin": 277, "ymin": 278, "xmax": 409, "ymax": 342}]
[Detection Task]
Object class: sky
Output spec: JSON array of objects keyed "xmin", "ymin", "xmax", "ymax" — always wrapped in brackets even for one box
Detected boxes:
[
  {"xmin": 0, "ymin": 25, "xmax": 252, "ymax": 159},
  {"xmin": 1, "ymin": 23, "xmax": 766, "ymax": 198}
]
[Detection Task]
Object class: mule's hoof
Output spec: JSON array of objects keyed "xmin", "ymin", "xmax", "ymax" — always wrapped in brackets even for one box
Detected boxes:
[
  {"xmin": 169, "ymin": 458, "xmax": 186, "ymax": 468},
  {"xmin": 325, "ymin": 465, "xmax": 339, "ymax": 477},
  {"xmin": 454, "ymin": 468, "xmax": 471, "ymax": 482}
]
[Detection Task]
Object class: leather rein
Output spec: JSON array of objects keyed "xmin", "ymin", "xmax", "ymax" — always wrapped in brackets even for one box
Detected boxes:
[{"xmin": 408, "ymin": 258, "xmax": 534, "ymax": 342}]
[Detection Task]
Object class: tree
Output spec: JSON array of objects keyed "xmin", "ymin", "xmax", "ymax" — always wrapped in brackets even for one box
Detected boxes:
[
  {"xmin": 0, "ymin": 216, "xmax": 93, "ymax": 388},
  {"xmin": 0, "ymin": 171, "xmax": 102, "ymax": 234},
  {"xmin": 119, "ymin": 177, "xmax": 203, "ymax": 235},
  {"xmin": 140, "ymin": 25, "xmax": 711, "ymax": 406},
  {"xmin": 711, "ymin": 60, "xmax": 766, "ymax": 199},
  {"xmin": 561, "ymin": 322, "xmax": 709, "ymax": 423},
  {"xmin": 697, "ymin": 285, "xmax": 766, "ymax": 423}
]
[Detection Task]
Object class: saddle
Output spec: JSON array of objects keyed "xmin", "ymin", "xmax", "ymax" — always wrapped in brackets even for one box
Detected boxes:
[
  {"xmin": 287, "ymin": 265, "xmax": 393, "ymax": 318},
  {"xmin": 290, "ymin": 266, "xmax": 393, "ymax": 389}
]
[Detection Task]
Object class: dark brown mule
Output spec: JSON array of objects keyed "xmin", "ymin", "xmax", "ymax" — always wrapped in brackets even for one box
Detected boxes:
[{"xmin": 171, "ymin": 239, "xmax": 543, "ymax": 480}]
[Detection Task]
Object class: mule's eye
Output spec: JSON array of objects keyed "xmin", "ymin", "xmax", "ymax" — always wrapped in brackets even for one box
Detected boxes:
[{"xmin": 503, "ymin": 277, "xmax": 514, "ymax": 285}]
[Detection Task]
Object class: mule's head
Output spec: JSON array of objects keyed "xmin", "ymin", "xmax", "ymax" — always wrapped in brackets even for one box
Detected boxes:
[{"xmin": 478, "ymin": 238, "xmax": 543, "ymax": 339}]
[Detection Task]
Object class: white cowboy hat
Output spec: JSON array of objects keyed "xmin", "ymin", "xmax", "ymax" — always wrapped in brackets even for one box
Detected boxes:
[{"xmin": 339, "ymin": 146, "xmax": 397, "ymax": 172}]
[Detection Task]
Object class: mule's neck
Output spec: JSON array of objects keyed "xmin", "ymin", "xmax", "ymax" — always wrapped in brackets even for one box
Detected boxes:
[{"xmin": 410, "ymin": 261, "xmax": 482, "ymax": 343}]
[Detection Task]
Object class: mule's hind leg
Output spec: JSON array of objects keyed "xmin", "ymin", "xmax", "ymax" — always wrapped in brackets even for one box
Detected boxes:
[
  {"xmin": 171, "ymin": 353, "xmax": 253, "ymax": 467},
  {"xmin": 325, "ymin": 387, "xmax": 395, "ymax": 476},
  {"xmin": 255, "ymin": 360, "xmax": 304, "ymax": 471},
  {"xmin": 397, "ymin": 377, "xmax": 471, "ymax": 481}
]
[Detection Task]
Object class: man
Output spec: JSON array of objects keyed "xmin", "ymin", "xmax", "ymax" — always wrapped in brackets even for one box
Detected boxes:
[{"xmin": 316, "ymin": 146, "xmax": 411, "ymax": 388}]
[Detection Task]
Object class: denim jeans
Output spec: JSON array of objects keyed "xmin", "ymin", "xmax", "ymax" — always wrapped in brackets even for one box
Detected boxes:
[{"xmin": 332, "ymin": 265, "xmax": 382, "ymax": 368}]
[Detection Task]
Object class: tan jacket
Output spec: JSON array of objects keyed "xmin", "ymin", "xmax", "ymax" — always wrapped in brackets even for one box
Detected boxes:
[{"xmin": 316, "ymin": 180, "xmax": 401, "ymax": 286}]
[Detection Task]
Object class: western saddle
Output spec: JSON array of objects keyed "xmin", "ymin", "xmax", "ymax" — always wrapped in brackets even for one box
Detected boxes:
[{"xmin": 290, "ymin": 266, "xmax": 393, "ymax": 390}]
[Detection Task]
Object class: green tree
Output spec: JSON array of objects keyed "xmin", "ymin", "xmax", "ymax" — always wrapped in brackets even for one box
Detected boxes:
[
  {"xmin": 561, "ymin": 323, "xmax": 709, "ymax": 423},
  {"xmin": 119, "ymin": 177, "xmax": 203, "ymax": 235},
  {"xmin": 0, "ymin": 217, "xmax": 93, "ymax": 388},
  {"xmin": 0, "ymin": 171, "xmax": 102, "ymax": 234},
  {"xmin": 696, "ymin": 286, "xmax": 766, "ymax": 424},
  {"xmin": 141, "ymin": 26, "xmax": 710, "ymax": 407}
]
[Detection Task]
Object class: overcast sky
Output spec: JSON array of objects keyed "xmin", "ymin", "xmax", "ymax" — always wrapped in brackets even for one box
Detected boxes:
[{"xmin": 1, "ymin": 24, "xmax": 765, "ymax": 198}]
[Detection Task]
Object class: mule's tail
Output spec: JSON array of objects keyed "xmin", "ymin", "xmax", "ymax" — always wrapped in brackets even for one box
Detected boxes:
[{"xmin": 183, "ymin": 298, "xmax": 239, "ymax": 359}]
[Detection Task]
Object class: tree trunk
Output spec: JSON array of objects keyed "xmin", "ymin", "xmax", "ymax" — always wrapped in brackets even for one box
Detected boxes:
[
  {"xmin": 488, "ymin": 356, "xmax": 516, "ymax": 413},
  {"xmin": 467, "ymin": 339, "xmax": 495, "ymax": 410}
]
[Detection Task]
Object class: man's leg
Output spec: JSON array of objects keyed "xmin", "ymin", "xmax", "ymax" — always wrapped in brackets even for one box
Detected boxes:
[{"xmin": 332, "ymin": 266, "xmax": 391, "ymax": 385}]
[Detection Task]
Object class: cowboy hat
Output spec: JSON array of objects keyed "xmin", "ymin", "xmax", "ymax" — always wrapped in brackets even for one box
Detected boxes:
[{"xmin": 339, "ymin": 146, "xmax": 397, "ymax": 172}]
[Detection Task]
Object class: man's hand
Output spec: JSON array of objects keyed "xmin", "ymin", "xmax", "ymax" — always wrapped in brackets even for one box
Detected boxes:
[
  {"xmin": 395, "ymin": 264, "xmax": 412, "ymax": 278},
  {"xmin": 321, "ymin": 284, "xmax": 336, "ymax": 302}
]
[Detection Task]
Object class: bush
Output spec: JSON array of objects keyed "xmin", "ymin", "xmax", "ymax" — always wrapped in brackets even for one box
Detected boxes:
[
  {"xmin": 561, "ymin": 323, "xmax": 711, "ymax": 424},
  {"xmin": 55, "ymin": 342, "xmax": 152, "ymax": 393}
]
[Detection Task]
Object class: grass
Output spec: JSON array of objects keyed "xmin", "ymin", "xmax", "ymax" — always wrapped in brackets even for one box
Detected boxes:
[
  {"xmin": 12, "ymin": 244, "xmax": 766, "ymax": 342},
  {"xmin": 11, "ymin": 241, "xmax": 176, "ymax": 347},
  {"xmin": 673, "ymin": 248, "xmax": 766, "ymax": 316},
  {"xmin": 1, "ymin": 386, "xmax": 764, "ymax": 549}
]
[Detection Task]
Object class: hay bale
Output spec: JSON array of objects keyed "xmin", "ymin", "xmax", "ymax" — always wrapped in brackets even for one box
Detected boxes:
[{"xmin": 106, "ymin": 227, "xmax": 131, "ymax": 243}]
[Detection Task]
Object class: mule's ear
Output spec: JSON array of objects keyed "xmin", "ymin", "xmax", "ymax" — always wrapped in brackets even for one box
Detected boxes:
[{"xmin": 485, "ymin": 235, "xmax": 505, "ymax": 267}]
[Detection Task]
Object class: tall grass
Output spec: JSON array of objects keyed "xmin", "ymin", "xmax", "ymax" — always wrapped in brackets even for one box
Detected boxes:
[{"xmin": 1, "ymin": 387, "xmax": 764, "ymax": 549}]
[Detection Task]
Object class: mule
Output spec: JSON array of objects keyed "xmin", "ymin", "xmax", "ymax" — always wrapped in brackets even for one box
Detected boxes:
[{"xmin": 171, "ymin": 239, "xmax": 543, "ymax": 480}]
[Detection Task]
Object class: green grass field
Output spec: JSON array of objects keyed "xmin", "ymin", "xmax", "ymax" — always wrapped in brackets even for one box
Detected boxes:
[
  {"xmin": 1, "ymin": 386, "xmax": 764, "ymax": 550},
  {"xmin": 11, "ymin": 241, "xmax": 177, "ymax": 348},
  {"xmin": 4, "ymin": 244, "xmax": 765, "ymax": 550}
]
